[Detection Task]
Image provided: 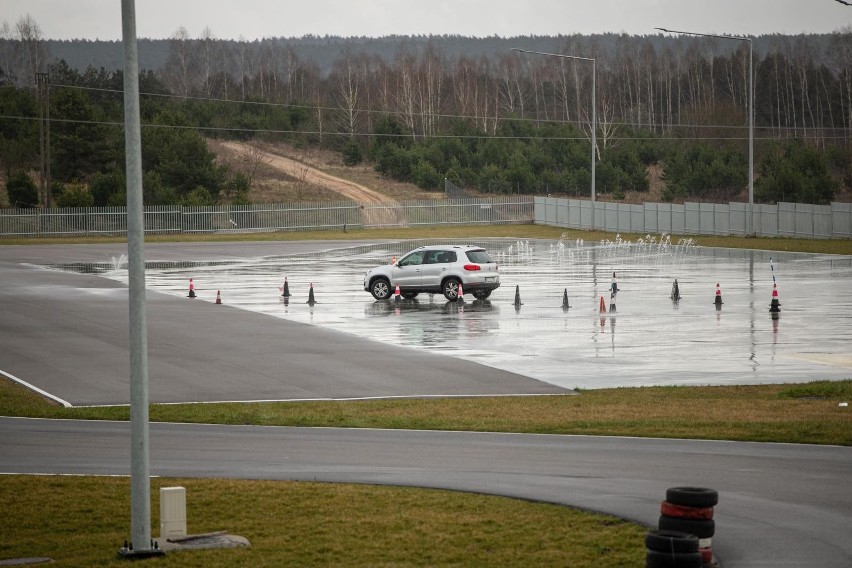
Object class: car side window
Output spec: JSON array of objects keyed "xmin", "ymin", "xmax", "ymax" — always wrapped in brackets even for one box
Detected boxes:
[
  {"xmin": 441, "ymin": 251, "xmax": 457, "ymax": 264},
  {"xmin": 423, "ymin": 251, "xmax": 440, "ymax": 264},
  {"xmin": 398, "ymin": 251, "xmax": 426, "ymax": 267}
]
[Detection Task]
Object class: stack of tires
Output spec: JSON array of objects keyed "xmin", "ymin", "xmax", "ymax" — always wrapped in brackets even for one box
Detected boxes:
[
  {"xmin": 645, "ymin": 530, "xmax": 702, "ymax": 567},
  {"xmin": 651, "ymin": 486, "xmax": 718, "ymax": 567}
]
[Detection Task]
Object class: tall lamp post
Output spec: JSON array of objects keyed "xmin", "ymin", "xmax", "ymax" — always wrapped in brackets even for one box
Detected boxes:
[
  {"xmin": 655, "ymin": 27, "xmax": 754, "ymax": 235},
  {"xmin": 512, "ymin": 48, "xmax": 597, "ymax": 230}
]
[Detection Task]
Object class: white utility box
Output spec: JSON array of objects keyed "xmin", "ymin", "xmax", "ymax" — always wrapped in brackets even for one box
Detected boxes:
[{"xmin": 160, "ymin": 486, "xmax": 187, "ymax": 538}]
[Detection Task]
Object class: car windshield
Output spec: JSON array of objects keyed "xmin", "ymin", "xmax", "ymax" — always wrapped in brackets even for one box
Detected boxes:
[{"xmin": 465, "ymin": 250, "xmax": 493, "ymax": 264}]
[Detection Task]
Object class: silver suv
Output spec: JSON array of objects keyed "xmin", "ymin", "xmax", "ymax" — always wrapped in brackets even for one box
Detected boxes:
[{"xmin": 364, "ymin": 245, "xmax": 500, "ymax": 301}]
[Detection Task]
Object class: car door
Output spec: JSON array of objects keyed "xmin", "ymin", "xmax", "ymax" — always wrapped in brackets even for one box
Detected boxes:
[
  {"xmin": 392, "ymin": 250, "xmax": 426, "ymax": 289},
  {"xmin": 419, "ymin": 249, "xmax": 454, "ymax": 289}
]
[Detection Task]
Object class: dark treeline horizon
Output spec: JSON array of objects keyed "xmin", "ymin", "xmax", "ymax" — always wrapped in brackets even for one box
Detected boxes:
[{"xmin": 3, "ymin": 31, "xmax": 851, "ymax": 138}]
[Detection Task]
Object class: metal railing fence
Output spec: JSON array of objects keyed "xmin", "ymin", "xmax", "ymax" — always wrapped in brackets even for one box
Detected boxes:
[{"xmin": 0, "ymin": 197, "xmax": 534, "ymax": 238}]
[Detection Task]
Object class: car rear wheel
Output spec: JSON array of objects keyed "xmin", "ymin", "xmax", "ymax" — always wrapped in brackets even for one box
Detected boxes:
[
  {"xmin": 472, "ymin": 289, "xmax": 492, "ymax": 300},
  {"xmin": 442, "ymin": 278, "xmax": 461, "ymax": 301},
  {"xmin": 370, "ymin": 278, "xmax": 391, "ymax": 300}
]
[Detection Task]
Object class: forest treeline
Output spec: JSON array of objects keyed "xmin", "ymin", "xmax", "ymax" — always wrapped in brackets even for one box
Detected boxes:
[{"xmin": 1, "ymin": 14, "xmax": 851, "ymax": 208}]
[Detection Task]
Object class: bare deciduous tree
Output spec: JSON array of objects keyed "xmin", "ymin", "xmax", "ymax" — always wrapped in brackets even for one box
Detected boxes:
[{"xmin": 14, "ymin": 14, "xmax": 47, "ymax": 87}]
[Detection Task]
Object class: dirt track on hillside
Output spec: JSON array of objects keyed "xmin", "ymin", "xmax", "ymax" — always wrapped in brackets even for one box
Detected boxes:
[
  {"xmin": 220, "ymin": 141, "xmax": 407, "ymax": 227},
  {"xmin": 220, "ymin": 141, "xmax": 387, "ymax": 203}
]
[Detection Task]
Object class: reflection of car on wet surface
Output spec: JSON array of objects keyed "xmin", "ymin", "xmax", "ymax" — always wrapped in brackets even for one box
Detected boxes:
[
  {"xmin": 364, "ymin": 244, "xmax": 501, "ymax": 301},
  {"xmin": 364, "ymin": 298, "xmax": 497, "ymax": 316}
]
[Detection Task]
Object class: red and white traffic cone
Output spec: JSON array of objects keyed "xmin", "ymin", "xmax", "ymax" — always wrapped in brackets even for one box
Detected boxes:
[
  {"xmin": 769, "ymin": 283, "xmax": 781, "ymax": 313},
  {"xmin": 187, "ymin": 278, "xmax": 196, "ymax": 298},
  {"xmin": 457, "ymin": 282, "xmax": 464, "ymax": 302},
  {"xmin": 714, "ymin": 283, "xmax": 723, "ymax": 307},
  {"xmin": 599, "ymin": 295, "xmax": 607, "ymax": 314},
  {"xmin": 215, "ymin": 290, "xmax": 221, "ymax": 305},
  {"xmin": 393, "ymin": 283, "xmax": 402, "ymax": 302}
]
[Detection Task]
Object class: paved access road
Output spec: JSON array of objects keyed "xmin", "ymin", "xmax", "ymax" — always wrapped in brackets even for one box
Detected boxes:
[{"xmin": 2, "ymin": 417, "xmax": 851, "ymax": 568}]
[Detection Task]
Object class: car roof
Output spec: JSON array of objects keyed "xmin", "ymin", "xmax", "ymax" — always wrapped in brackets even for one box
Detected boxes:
[{"xmin": 412, "ymin": 244, "xmax": 485, "ymax": 251}]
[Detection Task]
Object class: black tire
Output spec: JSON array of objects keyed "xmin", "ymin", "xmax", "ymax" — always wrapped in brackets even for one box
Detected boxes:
[
  {"xmin": 370, "ymin": 278, "xmax": 391, "ymax": 300},
  {"xmin": 442, "ymin": 278, "xmax": 461, "ymax": 301},
  {"xmin": 472, "ymin": 288, "xmax": 492, "ymax": 300},
  {"xmin": 658, "ymin": 516, "xmax": 715, "ymax": 539},
  {"xmin": 666, "ymin": 487, "xmax": 719, "ymax": 508},
  {"xmin": 645, "ymin": 549, "xmax": 703, "ymax": 568},
  {"xmin": 401, "ymin": 291, "xmax": 419, "ymax": 299},
  {"xmin": 645, "ymin": 530, "xmax": 699, "ymax": 553}
]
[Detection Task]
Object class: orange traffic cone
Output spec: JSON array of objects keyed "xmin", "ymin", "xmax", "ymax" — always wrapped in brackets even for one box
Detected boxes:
[
  {"xmin": 714, "ymin": 283, "xmax": 723, "ymax": 306},
  {"xmin": 457, "ymin": 282, "xmax": 465, "ymax": 303},
  {"xmin": 599, "ymin": 295, "xmax": 607, "ymax": 314},
  {"xmin": 187, "ymin": 278, "xmax": 196, "ymax": 298},
  {"xmin": 215, "ymin": 290, "xmax": 222, "ymax": 304},
  {"xmin": 769, "ymin": 283, "xmax": 781, "ymax": 313},
  {"xmin": 393, "ymin": 283, "xmax": 402, "ymax": 302}
]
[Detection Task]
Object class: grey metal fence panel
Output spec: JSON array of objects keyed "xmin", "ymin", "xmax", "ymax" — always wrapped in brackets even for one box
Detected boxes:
[
  {"xmin": 568, "ymin": 199, "xmax": 583, "ymax": 227},
  {"xmin": 753, "ymin": 204, "xmax": 777, "ymax": 237},
  {"xmin": 629, "ymin": 204, "xmax": 644, "ymax": 232},
  {"xmin": 604, "ymin": 202, "xmax": 619, "ymax": 232},
  {"xmin": 644, "ymin": 203, "xmax": 659, "ymax": 233},
  {"xmin": 813, "ymin": 204, "xmax": 833, "ymax": 238},
  {"xmin": 616, "ymin": 203, "xmax": 630, "ymax": 232},
  {"xmin": 778, "ymin": 202, "xmax": 797, "ymax": 237},
  {"xmin": 833, "ymin": 202, "xmax": 852, "ymax": 238},
  {"xmin": 544, "ymin": 197, "xmax": 558, "ymax": 225},
  {"xmin": 671, "ymin": 204, "xmax": 685, "ymax": 234},
  {"xmin": 792, "ymin": 203, "xmax": 815, "ymax": 238},
  {"xmin": 556, "ymin": 199, "xmax": 570, "ymax": 227},
  {"xmin": 713, "ymin": 204, "xmax": 730, "ymax": 236},
  {"xmin": 729, "ymin": 203, "xmax": 747, "ymax": 236},
  {"xmin": 684, "ymin": 203, "xmax": 701, "ymax": 234}
]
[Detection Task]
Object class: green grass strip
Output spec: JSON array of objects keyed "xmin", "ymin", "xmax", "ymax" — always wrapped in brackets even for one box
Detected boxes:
[{"xmin": 0, "ymin": 475, "xmax": 646, "ymax": 567}]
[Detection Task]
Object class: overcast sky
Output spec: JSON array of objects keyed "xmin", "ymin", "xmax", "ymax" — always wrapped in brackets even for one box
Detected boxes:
[{"xmin": 3, "ymin": 0, "xmax": 851, "ymax": 41}]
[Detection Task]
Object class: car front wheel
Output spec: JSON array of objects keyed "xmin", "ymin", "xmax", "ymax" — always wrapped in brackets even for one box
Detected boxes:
[
  {"xmin": 442, "ymin": 278, "xmax": 461, "ymax": 301},
  {"xmin": 370, "ymin": 278, "xmax": 392, "ymax": 300}
]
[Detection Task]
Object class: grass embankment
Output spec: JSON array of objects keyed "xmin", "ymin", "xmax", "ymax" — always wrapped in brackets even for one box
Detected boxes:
[{"xmin": 3, "ymin": 378, "xmax": 850, "ymax": 446}]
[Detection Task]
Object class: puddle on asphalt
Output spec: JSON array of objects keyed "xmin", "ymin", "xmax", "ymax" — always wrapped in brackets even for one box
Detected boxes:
[{"xmin": 43, "ymin": 237, "xmax": 852, "ymax": 390}]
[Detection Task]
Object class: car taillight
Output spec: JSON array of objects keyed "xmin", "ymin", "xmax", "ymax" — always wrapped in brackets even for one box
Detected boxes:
[{"xmin": 463, "ymin": 264, "xmax": 481, "ymax": 271}]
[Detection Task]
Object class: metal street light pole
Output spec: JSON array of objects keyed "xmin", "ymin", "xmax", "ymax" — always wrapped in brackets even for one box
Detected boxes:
[
  {"xmin": 655, "ymin": 27, "xmax": 754, "ymax": 235},
  {"xmin": 512, "ymin": 48, "xmax": 597, "ymax": 230},
  {"xmin": 120, "ymin": 0, "xmax": 162, "ymax": 558}
]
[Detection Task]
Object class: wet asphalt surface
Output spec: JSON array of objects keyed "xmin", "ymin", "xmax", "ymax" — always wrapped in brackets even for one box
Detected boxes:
[{"xmin": 57, "ymin": 237, "xmax": 852, "ymax": 390}]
